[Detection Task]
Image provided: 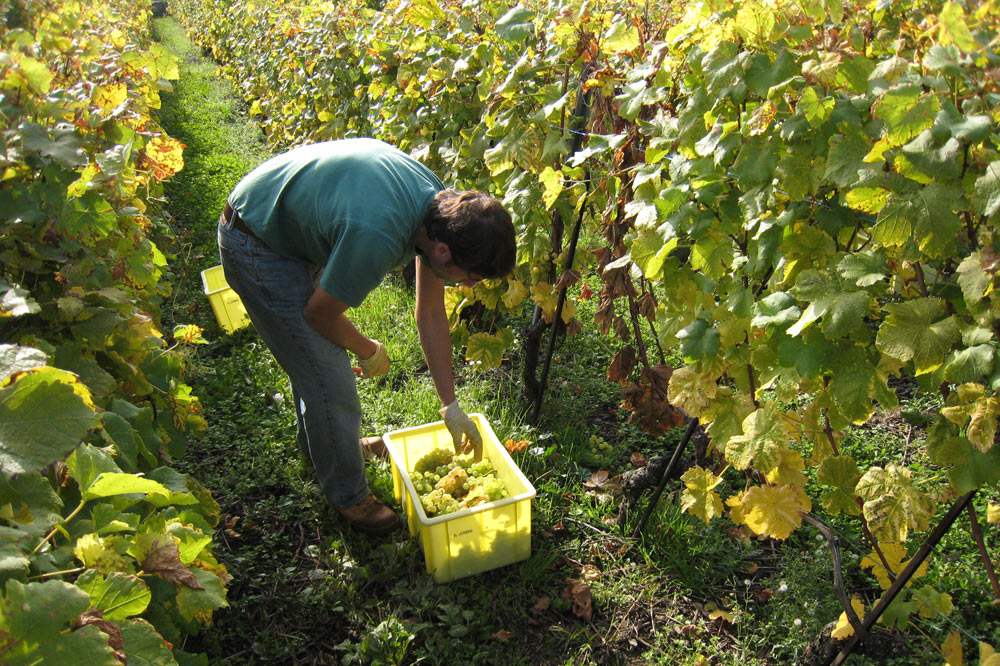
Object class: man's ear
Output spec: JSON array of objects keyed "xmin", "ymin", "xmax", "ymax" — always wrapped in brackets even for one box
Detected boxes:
[{"xmin": 431, "ymin": 240, "xmax": 452, "ymax": 264}]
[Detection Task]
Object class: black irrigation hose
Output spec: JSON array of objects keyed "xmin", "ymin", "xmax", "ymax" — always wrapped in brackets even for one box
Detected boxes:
[{"xmin": 630, "ymin": 417, "xmax": 699, "ymax": 539}]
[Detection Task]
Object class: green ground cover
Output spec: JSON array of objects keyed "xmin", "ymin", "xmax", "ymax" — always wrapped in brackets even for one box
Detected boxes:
[{"xmin": 152, "ymin": 14, "xmax": 999, "ymax": 666}]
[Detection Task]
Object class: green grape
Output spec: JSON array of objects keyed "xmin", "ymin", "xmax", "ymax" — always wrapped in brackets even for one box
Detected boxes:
[{"xmin": 414, "ymin": 448, "xmax": 454, "ymax": 473}]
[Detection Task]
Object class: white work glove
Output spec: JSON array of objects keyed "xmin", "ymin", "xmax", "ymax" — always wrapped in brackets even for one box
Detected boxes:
[
  {"xmin": 357, "ymin": 341, "xmax": 390, "ymax": 378},
  {"xmin": 440, "ymin": 400, "xmax": 483, "ymax": 460}
]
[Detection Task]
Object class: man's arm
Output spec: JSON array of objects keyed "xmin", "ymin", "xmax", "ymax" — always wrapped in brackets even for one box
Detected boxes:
[
  {"xmin": 414, "ymin": 256, "xmax": 457, "ymax": 406},
  {"xmin": 303, "ymin": 286, "xmax": 377, "ymax": 359}
]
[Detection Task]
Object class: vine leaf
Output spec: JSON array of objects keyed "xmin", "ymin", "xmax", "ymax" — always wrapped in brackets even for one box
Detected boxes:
[
  {"xmin": 830, "ymin": 597, "xmax": 866, "ymax": 640},
  {"xmin": 75, "ymin": 570, "xmax": 151, "ymax": 622},
  {"xmin": 879, "ymin": 592, "xmax": 916, "ymax": 630},
  {"xmin": 738, "ymin": 484, "xmax": 809, "ymax": 540},
  {"xmin": 912, "ymin": 584, "xmax": 953, "ymax": 619},
  {"xmin": 875, "ymin": 298, "xmax": 960, "ymax": 375},
  {"xmin": 494, "ymin": 6, "xmax": 535, "ymax": 42},
  {"xmin": 972, "ymin": 160, "xmax": 1000, "ymax": 218},
  {"xmin": 725, "ymin": 402, "xmax": 787, "ymax": 472},
  {"xmin": 465, "ymin": 332, "xmax": 507, "ymax": 369},
  {"xmin": 0, "ymin": 579, "xmax": 118, "ymax": 664},
  {"xmin": 816, "ymin": 455, "xmax": 862, "ymax": 516},
  {"xmin": 680, "ymin": 466, "xmax": 724, "ymax": 525},
  {"xmin": 855, "ymin": 465, "xmax": 933, "ymax": 543},
  {"xmin": 134, "ymin": 534, "xmax": 203, "ymax": 590},
  {"xmin": 0, "ymin": 368, "xmax": 100, "ymax": 476}
]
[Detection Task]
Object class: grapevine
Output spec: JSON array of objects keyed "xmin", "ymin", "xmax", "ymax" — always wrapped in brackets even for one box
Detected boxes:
[{"xmin": 410, "ymin": 449, "xmax": 509, "ymax": 516}]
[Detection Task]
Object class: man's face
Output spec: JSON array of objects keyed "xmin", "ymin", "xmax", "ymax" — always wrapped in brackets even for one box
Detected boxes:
[{"xmin": 424, "ymin": 254, "xmax": 482, "ymax": 287}]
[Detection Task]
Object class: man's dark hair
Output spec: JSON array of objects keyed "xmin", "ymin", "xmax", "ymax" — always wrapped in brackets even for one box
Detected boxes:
[{"xmin": 424, "ymin": 189, "xmax": 516, "ymax": 279}]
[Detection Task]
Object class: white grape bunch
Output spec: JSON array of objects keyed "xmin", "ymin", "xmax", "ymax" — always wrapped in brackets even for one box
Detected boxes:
[{"xmin": 410, "ymin": 448, "xmax": 509, "ymax": 516}]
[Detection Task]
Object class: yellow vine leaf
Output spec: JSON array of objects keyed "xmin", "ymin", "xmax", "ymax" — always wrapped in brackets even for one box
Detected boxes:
[
  {"xmin": 501, "ymin": 279, "xmax": 528, "ymax": 309},
  {"xmin": 93, "ymin": 82, "xmax": 128, "ymax": 112},
  {"xmin": 763, "ymin": 447, "xmax": 807, "ymax": 488},
  {"xmin": 144, "ymin": 136, "xmax": 185, "ymax": 180},
  {"xmin": 941, "ymin": 630, "xmax": 962, "ymax": 666},
  {"xmin": 667, "ymin": 365, "xmax": 718, "ymax": 418},
  {"xmin": 980, "ymin": 642, "xmax": 1000, "ymax": 666},
  {"xmin": 539, "ymin": 166, "xmax": 563, "ymax": 209},
  {"xmin": 987, "ymin": 501, "xmax": 1000, "ymax": 524},
  {"xmin": 860, "ymin": 542, "xmax": 928, "ymax": 590},
  {"xmin": 680, "ymin": 466, "xmax": 724, "ymax": 525},
  {"xmin": 830, "ymin": 597, "xmax": 865, "ymax": 640},
  {"xmin": 739, "ymin": 484, "xmax": 810, "ymax": 540}
]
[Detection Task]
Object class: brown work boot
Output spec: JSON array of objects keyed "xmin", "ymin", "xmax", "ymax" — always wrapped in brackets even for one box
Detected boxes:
[
  {"xmin": 336, "ymin": 493, "xmax": 400, "ymax": 536},
  {"xmin": 360, "ymin": 435, "xmax": 388, "ymax": 460}
]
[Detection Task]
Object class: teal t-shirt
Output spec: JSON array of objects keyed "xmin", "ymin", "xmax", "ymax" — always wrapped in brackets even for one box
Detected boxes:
[{"xmin": 228, "ymin": 138, "xmax": 444, "ymax": 307}]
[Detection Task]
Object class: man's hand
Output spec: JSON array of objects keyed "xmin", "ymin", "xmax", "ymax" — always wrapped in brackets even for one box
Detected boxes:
[
  {"xmin": 358, "ymin": 341, "xmax": 390, "ymax": 378},
  {"xmin": 440, "ymin": 400, "xmax": 483, "ymax": 460}
]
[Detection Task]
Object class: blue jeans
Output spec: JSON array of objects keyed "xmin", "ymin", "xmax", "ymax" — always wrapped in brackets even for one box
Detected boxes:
[{"xmin": 218, "ymin": 216, "xmax": 368, "ymax": 508}]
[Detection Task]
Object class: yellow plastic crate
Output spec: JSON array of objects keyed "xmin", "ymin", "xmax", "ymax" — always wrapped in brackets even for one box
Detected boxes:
[
  {"xmin": 200, "ymin": 265, "xmax": 250, "ymax": 334},
  {"xmin": 384, "ymin": 415, "xmax": 536, "ymax": 583}
]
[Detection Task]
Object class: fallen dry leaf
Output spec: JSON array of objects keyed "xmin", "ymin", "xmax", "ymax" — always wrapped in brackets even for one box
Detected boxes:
[
  {"xmin": 629, "ymin": 451, "xmax": 648, "ymax": 467},
  {"xmin": 561, "ymin": 579, "xmax": 593, "ymax": 622},
  {"xmin": 578, "ymin": 564, "xmax": 601, "ymax": 581},
  {"xmin": 530, "ymin": 595, "xmax": 551, "ymax": 614},
  {"xmin": 504, "ymin": 438, "xmax": 529, "ymax": 454},
  {"xmin": 492, "ymin": 629, "xmax": 512, "ymax": 642},
  {"xmin": 583, "ymin": 470, "xmax": 610, "ymax": 489}
]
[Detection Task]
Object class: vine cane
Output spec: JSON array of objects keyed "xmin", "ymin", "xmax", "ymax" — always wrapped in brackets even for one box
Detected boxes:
[
  {"xmin": 630, "ymin": 418, "xmax": 699, "ymax": 539},
  {"xmin": 827, "ymin": 490, "xmax": 977, "ymax": 666}
]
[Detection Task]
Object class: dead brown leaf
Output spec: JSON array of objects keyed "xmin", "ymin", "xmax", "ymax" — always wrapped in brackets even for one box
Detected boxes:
[
  {"xmin": 561, "ymin": 579, "xmax": 593, "ymax": 622},
  {"xmin": 629, "ymin": 451, "xmax": 648, "ymax": 467},
  {"xmin": 530, "ymin": 595, "xmax": 551, "ymax": 614},
  {"xmin": 141, "ymin": 538, "xmax": 204, "ymax": 590},
  {"xmin": 492, "ymin": 629, "xmax": 512, "ymax": 642}
]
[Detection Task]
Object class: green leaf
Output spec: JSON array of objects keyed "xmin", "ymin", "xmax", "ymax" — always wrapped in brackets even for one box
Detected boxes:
[
  {"xmin": 604, "ymin": 19, "xmax": 639, "ymax": 53},
  {"xmin": 174, "ymin": 568, "xmax": 228, "ymax": 623},
  {"xmin": 875, "ymin": 298, "xmax": 961, "ymax": 375},
  {"xmin": 937, "ymin": 1, "xmax": 978, "ymax": 51},
  {"xmin": 824, "ymin": 130, "xmax": 870, "ymax": 188},
  {"xmin": 956, "ymin": 252, "xmax": 993, "ymax": 305},
  {"xmin": 83, "ymin": 473, "xmax": 171, "ymax": 501},
  {"xmin": 66, "ymin": 444, "xmax": 122, "ymax": 493},
  {"xmin": 13, "ymin": 56, "xmax": 53, "ymax": 95},
  {"xmin": 879, "ymin": 592, "xmax": 916, "ymax": 630},
  {"xmin": 76, "ymin": 570, "xmax": 151, "ymax": 622},
  {"xmin": 52, "ymin": 344, "xmax": 117, "ymax": 399},
  {"xmin": 827, "ymin": 348, "xmax": 897, "ymax": 424},
  {"xmin": 494, "ymin": 6, "xmax": 534, "ymax": 42},
  {"xmin": 931, "ymin": 106, "xmax": 991, "ymax": 144},
  {"xmin": 0, "ymin": 344, "xmax": 47, "ymax": 382},
  {"xmin": 873, "ymin": 85, "xmax": 939, "ymax": 147},
  {"xmin": 724, "ymin": 402, "xmax": 787, "ymax": 472},
  {"xmin": 0, "ymin": 527, "xmax": 31, "ymax": 579},
  {"xmin": 943, "ymin": 345, "xmax": 994, "ymax": 384},
  {"xmin": 0, "ymin": 579, "xmax": 118, "ymax": 666},
  {"xmin": 751, "ymin": 292, "xmax": 800, "ymax": 329},
  {"xmin": 0, "ymin": 368, "xmax": 99, "ymax": 476},
  {"xmin": 856, "ymin": 465, "xmax": 933, "ymax": 542},
  {"xmin": 120, "ymin": 618, "xmax": 176, "ymax": 666},
  {"xmin": 912, "ymin": 584, "xmax": 953, "ymax": 619},
  {"xmin": 817, "ymin": 455, "xmax": 862, "ymax": 516},
  {"xmin": 837, "ymin": 251, "xmax": 889, "ymax": 287},
  {"xmin": 676, "ymin": 318, "xmax": 720, "ymax": 360},
  {"xmin": 972, "ymin": 160, "xmax": 1000, "ymax": 218},
  {"xmin": 465, "ymin": 332, "xmax": 506, "ymax": 369},
  {"xmin": 732, "ymin": 136, "xmax": 778, "ymax": 187},
  {"xmin": 926, "ymin": 423, "xmax": 1000, "ymax": 493},
  {"xmin": 798, "ymin": 87, "xmax": 833, "ymax": 128},
  {"xmin": 631, "ymin": 230, "xmax": 677, "ymax": 281},
  {"xmin": 18, "ymin": 122, "xmax": 88, "ymax": 168},
  {"xmin": 0, "ymin": 282, "xmax": 41, "ymax": 318}
]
